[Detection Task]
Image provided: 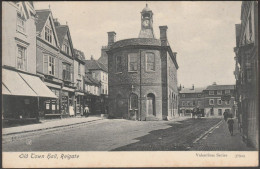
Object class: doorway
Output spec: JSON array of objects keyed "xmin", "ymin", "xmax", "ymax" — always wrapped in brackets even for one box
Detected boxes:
[{"xmin": 147, "ymin": 93, "xmax": 155, "ymax": 116}]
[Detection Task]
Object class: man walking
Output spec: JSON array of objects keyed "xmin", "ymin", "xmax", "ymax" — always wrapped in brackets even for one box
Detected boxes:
[
  {"xmin": 227, "ymin": 114, "xmax": 234, "ymax": 136},
  {"xmin": 223, "ymin": 110, "xmax": 228, "ymax": 121},
  {"xmin": 84, "ymin": 105, "xmax": 90, "ymax": 117}
]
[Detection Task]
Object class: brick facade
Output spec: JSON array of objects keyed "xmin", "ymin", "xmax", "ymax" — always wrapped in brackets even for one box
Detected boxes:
[{"xmin": 107, "ymin": 5, "xmax": 178, "ymax": 121}]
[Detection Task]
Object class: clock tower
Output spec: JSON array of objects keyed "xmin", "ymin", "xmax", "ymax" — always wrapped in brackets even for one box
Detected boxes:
[{"xmin": 138, "ymin": 4, "xmax": 155, "ymax": 38}]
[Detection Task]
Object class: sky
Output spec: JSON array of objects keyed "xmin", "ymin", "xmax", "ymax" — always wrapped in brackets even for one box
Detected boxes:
[{"xmin": 34, "ymin": 1, "xmax": 242, "ymax": 88}]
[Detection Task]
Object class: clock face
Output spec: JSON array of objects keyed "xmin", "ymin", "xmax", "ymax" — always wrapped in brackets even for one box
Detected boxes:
[{"xmin": 143, "ymin": 20, "xmax": 150, "ymax": 27}]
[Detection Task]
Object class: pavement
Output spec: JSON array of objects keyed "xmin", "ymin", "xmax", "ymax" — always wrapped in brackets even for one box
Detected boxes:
[
  {"xmin": 2, "ymin": 116, "xmax": 103, "ymax": 136},
  {"xmin": 191, "ymin": 118, "xmax": 256, "ymax": 151}
]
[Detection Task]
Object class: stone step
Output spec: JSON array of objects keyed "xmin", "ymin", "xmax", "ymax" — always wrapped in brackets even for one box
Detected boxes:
[{"xmin": 145, "ymin": 116, "xmax": 159, "ymax": 121}]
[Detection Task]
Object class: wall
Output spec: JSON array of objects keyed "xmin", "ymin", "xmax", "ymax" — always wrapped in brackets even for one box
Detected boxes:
[
  {"xmin": 167, "ymin": 51, "xmax": 178, "ymax": 118},
  {"xmin": 108, "ymin": 47, "xmax": 163, "ymax": 120},
  {"xmin": 2, "ymin": 2, "xmax": 36, "ymax": 74}
]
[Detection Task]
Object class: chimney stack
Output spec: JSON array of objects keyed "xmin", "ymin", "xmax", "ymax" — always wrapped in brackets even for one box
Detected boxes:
[
  {"xmin": 213, "ymin": 82, "xmax": 217, "ymax": 85},
  {"xmin": 53, "ymin": 18, "xmax": 60, "ymax": 26},
  {"xmin": 107, "ymin": 31, "xmax": 116, "ymax": 46},
  {"xmin": 159, "ymin": 26, "xmax": 168, "ymax": 46},
  {"xmin": 91, "ymin": 55, "xmax": 94, "ymax": 60},
  {"xmin": 192, "ymin": 84, "xmax": 194, "ymax": 90}
]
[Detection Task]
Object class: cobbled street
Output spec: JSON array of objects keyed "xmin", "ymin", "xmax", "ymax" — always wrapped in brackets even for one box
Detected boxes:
[{"xmin": 3, "ymin": 118, "xmax": 225, "ymax": 151}]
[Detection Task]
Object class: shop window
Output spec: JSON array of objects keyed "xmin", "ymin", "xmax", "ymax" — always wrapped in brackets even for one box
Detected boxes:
[
  {"xmin": 62, "ymin": 63, "xmax": 71, "ymax": 81},
  {"xmin": 146, "ymin": 53, "xmax": 155, "ymax": 71},
  {"xmin": 17, "ymin": 45, "xmax": 27, "ymax": 71},
  {"xmin": 128, "ymin": 53, "xmax": 138, "ymax": 72},
  {"xmin": 17, "ymin": 13, "xmax": 25, "ymax": 33},
  {"xmin": 225, "ymin": 90, "xmax": 230, "ymax": 94},
  {"xmin": 116, "ymin": 55, "xmax": 122, "ymax": 73}
]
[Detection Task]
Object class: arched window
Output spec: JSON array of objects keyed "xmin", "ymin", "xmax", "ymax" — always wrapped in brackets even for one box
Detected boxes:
[{"xmin": 129, "ymin": 94, "xmax": 138, "ymax": 110}]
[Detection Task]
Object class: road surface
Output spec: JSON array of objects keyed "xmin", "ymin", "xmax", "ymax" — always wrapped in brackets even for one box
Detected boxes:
[{"xmin": 3, "ymin": 118, "xmax": 222, "ymax": 151}]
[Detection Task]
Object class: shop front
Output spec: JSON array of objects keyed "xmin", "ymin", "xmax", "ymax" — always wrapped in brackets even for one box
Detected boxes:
[
  {"xmin": 2, "ymin": 68, "xmax": 57, "ymax": 124},
  {"xmin": 61, "ymin": 87, "xmax": 75, "ymax": 117},
  {"xmin": 75, "ymin": 92, "xmax": 84, "ymax": 116}
]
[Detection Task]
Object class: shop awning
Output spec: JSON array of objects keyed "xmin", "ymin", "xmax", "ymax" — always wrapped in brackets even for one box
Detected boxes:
[
  {"xmin": 75, "ymin": 92, "xmax": 84, "ymax": 96},
  {"xmin": 63, "ymin": 87, "xmax": 74, "ymax": 92},
  {"xmin": 2, "ymin": 69, "xmax": 37, "ymax": 97},
  {"xmin": 2, "ymin": 69, "xmax": 57, "ymax": 98},
  {"xmin": 19, "ymin": 73, "xmax": 58, "ymax": 98},
  {"xmin": 2, "ymin": 83, "xmax": 12, "ymax": 95}
]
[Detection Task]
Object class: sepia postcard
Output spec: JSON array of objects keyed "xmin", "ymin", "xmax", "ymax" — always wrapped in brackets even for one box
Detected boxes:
[{"xmin": 2, "ymin": 1, "xmax": 259, "ymax": 168}]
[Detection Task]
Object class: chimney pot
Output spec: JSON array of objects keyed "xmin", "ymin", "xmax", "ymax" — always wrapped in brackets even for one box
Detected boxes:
[{"xmin": 107, "ymin": 31, "xmax": 116, "ymax": 46}]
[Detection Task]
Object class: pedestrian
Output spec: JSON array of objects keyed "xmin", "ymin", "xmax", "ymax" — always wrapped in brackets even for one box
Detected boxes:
[
  {"xmin": 223, "ymin": 111, "xmax": 228, "ymax": 122},
  {"xmin": 84, "ymin": 105, "xmax": 89, "ymax": 117},
  {"xmin": 227, "ymin": 115, "xmax": 234, "ymax": 136}
]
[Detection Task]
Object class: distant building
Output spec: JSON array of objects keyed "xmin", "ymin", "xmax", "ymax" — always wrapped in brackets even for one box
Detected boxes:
[
  {"xmin": 84, "ymin": 67, "xmax": 101, "ymax": 114},
  {"xmin": 234, "ymin": 1, "xmax": 258, "ymax": 148},
  {"xmin": 203, "ymin": 83, "xmax": 235, "ymax": 117},
  {"xmin": 74, "ymin": 49, "xmax": 86, "ymax": 115},
  {"xmin": 84, "ymin": 57, "xmax": 108, "ymax": 114},
  {"xmin": 2, "ymin": 2, "xmax": 57, "ymax": 122},
  {"xmin": 179, "ymin": 83, "xmax": 235, "ymax": 117},
  {"xmin": 179, "ymin": 85, "xmax": 204, "ymax": 116},
  {"xmin": 106, "ymin": 4, "xmax": 179, "ymax": 120}
]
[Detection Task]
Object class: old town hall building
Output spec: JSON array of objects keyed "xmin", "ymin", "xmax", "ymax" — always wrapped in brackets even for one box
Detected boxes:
[{"xmin": 107, "ymin": 4, "xmax": 179, "ymax": 121}]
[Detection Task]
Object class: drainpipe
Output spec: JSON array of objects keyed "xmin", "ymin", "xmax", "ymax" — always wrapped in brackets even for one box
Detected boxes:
[{"xmin": 139, "ymin": 50, "xmax": 142, "ymax": 121}]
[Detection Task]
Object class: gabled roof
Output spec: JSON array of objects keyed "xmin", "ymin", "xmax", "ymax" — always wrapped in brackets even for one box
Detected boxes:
[
  {"xmin": 85, "ymin": 60, "xmax": 108, "ymax": 72},
  {"xmin": 55, "ymin": 25, "xmax": 68, "ymax": 46},
  {"xmin": 35, "ymin": 9, "xmax": 59, "ymax": 47},
  {"xmin": 55, "ymin": 25, "xmax": 74, "ymax": 56},
  {"xmin": 205, "ymin": 85, "xmax": 235, "ymax": 91},
  {"xmin": 74, "ymin": 49, "xmax": 85, "ymax": 61},
  {"xmin": 179, "ymin": 87, "xmax": 205, "ymax": 94},
  {"xmin": 85, "ymin": 73, "xmax": 100, "ymax": 86},
  {"xmin": 35, "ymin": 10, "xmax": 51, "ymax": 33}
]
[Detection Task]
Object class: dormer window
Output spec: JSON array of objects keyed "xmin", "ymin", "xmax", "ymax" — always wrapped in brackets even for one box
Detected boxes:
[
  {"xmin": 217, "ymin": 90, "xmax": 222, "ymax": 95},
  {"xmin": 45, "ymin": 26, "xmax": 52, "ymax": 43},
  {"xmin": 62, "ymin": 39, "xmax": 70, "ymax": 55},
  {"xmin": 17, "ymin": 13, "xmax": 25, "ymax": 33},
  {"xmin": 209, "ymin": 91, "xmax": 214, "ymax": 95}
]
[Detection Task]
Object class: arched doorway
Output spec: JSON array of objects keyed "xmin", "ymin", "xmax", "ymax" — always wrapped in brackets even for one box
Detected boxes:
[
  {"xmin": 129, "ymin": 93, "xmax": 138, "ymax": 120},
  {"xmin": 147, "ymin": 93, "xmax": 155, "ymax": 116}
]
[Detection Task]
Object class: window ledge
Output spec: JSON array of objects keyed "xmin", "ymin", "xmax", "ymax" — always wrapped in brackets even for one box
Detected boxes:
[
  {"xmin": 146, "ymin": 70, "xmax": 156, "ymax": 73},
  {"xmin": 115, "ymin": 72, "xmax": 122, "ymax": 74},
  {"xmin": 128, "ymin": 71, "xmax": 137, "ymax": 73},
  {"xmin": 16, "ymin": 30, "xmax": 27, "ymax": 37}
]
